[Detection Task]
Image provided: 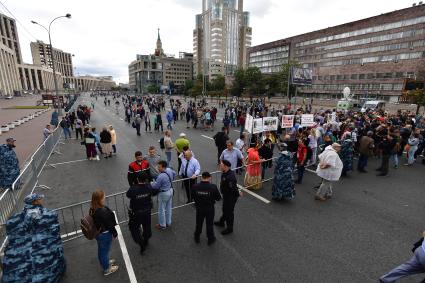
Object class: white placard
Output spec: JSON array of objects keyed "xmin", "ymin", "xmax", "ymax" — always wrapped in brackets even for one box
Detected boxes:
[
  {"xmin": 253, "ymin": 118, "xmax": 264, "ymax": 134},
  {"xmin": 244, "ymin": 114, "xmax": 253, "ymax": 134},
  {"xmin": 262, "ymin": 117, "xmax": 279, "ymax": 132},
  {"xmin": 301, "ymin": 114, "xmax": 315, "ymax": 127},
  {"xmin": 282, "ymin": 115, "xmax": 294, "ymax": 129}
]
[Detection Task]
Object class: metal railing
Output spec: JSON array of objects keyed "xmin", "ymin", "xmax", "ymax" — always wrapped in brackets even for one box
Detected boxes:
[
  {"xmin": 53, "ymin": 156, "xmax": 282, "ymax": 243},
  {"xmin": 0, "ymin": 126, "xmax": 63, "ymax": 243}
]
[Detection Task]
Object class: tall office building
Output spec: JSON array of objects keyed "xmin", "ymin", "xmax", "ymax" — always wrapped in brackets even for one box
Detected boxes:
[
  {"xmin": 193, "ymin": 0, "xmax": 252, "ymax": 80},
  {"xmin": 31, "ymin": 40, "xmax": 74, "ymax": 77}
]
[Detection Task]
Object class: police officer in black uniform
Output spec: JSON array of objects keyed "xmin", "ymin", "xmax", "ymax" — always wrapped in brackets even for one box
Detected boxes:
[
  {"xmin": 214, "ymin": 159, "xmax": 240, "ymax": 235},
  {"xmin": 126, "ymin": 172, "xmax": 158, "ymax": 254},
  {"xmin": 192, "ymin": 171, "xmax": 221, "ymax": 245}
]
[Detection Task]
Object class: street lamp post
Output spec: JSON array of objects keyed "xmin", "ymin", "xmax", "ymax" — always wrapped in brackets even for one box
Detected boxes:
[{"xmin": 31, "ymin": 14, "xmax": 71, "ymax": 115}]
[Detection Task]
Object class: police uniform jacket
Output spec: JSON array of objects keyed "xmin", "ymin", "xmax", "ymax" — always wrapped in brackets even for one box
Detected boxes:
[
  {"xmin": 126, "ymin": 183, "xmax": 158, "ymax": 212},
  {"xmin": 220, "ymin": 170, "xmax": 239, "ymax": 199},
  {"xmin": 192, "ymin": 181, "xmax": 221, "ymax": 208}
]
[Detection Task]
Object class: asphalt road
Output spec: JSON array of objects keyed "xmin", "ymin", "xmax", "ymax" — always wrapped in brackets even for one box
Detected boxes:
[{"xmin": 35, "ymin": 94, "xmax": 425, "ymax": 283}]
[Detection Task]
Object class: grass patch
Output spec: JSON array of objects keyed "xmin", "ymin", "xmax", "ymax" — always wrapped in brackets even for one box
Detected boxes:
[{"xmin": 3, "ymin": 106, "xmax": 50, "ymax": 109}]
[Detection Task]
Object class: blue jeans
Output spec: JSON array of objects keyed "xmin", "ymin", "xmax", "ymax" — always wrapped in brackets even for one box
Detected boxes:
[
  {"xmin": 390, "ymin": 154, "xmax": 399, "ymax": 168},
  {"xmin": 408, "ymin": 146, "xmax": 418, "ymax": 164},
  {"xmin": 357, "ymin": 154, "xmax": 368, "ymax": 170},
  {"xmin": 158, "ymin": 189, "xmax": 173, "ymax": 227},
  {"xmin": 165, "ymin": 151, "xmax": 172, "ymax": 167},
  {"xmin": 96, "ymin": 231, "xmax": 113, "ymax": 271},
  {"xmin": 63, "ymin": 128, "xmax": 71, "ymax": 139}
]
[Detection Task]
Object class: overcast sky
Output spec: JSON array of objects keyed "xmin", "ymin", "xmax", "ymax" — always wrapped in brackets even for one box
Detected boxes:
[{"xmin": 0, "ymin": 0, "xmax": 415, "ymax": 83}]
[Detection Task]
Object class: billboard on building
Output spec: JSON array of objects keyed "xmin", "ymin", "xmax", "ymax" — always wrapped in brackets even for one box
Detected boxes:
[{"xmin": 291, "ymin": 67, "xmax": 313, "ymax": 85}]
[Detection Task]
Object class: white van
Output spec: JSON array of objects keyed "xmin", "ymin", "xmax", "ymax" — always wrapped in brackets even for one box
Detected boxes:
[{"xmin": 361, "ymin": 100, "xmax": 386, "ymax": 113}]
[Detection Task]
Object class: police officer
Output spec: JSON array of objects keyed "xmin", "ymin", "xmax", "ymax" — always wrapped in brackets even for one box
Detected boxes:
[
  {"xmin": 214, "ymin": 159, "xmax": 240, "ymax": 235},
  {"xmin": 126, "ymin": 172, "xmax": 157, "ymax": 254},
  {"xmin": 192, "ymin": 171, "xmax": 221, "ymax": 245},
  {"xmin": 127, "ymin": 151, "xmax": 150, "ymax": 186},
  {"xmin": 0, "ymin": 137, "xmax": 20, "ymax": 189}
]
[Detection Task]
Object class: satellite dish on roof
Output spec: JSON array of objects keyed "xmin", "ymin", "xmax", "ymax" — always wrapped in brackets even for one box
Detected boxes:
[{"xmin": 343, "ymin": 87, "xmax": 351, "ymax": 99}]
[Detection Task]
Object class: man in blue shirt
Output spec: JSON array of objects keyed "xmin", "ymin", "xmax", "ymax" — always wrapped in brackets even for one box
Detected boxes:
[
  {"xmin": 179, "ymin": 151, "xmax": 201, "ymax": 203},
  {"xmin": 151, "ymin": 160, "xmax": 176, "ymax": 230},
  {"xmin": 220, "ymin": 141, "xmax": 244, "ymax": 170}
]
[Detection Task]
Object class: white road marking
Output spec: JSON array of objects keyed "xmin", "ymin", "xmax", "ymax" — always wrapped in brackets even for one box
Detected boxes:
[
  {"xmin": 48, "ymin": 159, "xmax": 88, "ymax": 167},
  {"xmin": 120, "ymin": 118, "xmax": 124, "ymax": 121},
  {"xmin": 233, "ymin": 130, "xmax": 240, "ymax": 133},
  {"xmin": 114, "ymin": 211, "xmax": 137, "ymax": 283},
  {"xmin": 237, "ymin": 184, "xmax": 270, "ymax": 204},
  {"xmin": 201, "ymin": 135, "xmax": 214, "ymax": 140},
  {"xmin": 306, "ymin": 168, "xmax": 316, "ymax": 174}
]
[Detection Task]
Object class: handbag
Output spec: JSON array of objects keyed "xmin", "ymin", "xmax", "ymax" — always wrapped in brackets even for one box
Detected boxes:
[
  {"xmin": 412, "ymin": 237, "xmax": 423, "ymax": 253},
  {"xmin": 132, "ymin": 121, "xmax": 136, "ymax": 128},
  {"xmin": 85, "ymin": 138, "xmax": 95, "ymax": 144}
]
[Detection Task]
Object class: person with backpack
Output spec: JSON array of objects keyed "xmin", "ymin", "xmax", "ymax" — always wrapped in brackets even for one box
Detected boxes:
[
  {"xmin": 90, "ymin": 190, "xmax": 119, "ymax": 276},
  {"xmin": 126, "ymin": 172, "xmax": 158, "ymax": 254},
  {"xmin": 213, "ymin": 127, "xmax": 229, "ymax": 165}
]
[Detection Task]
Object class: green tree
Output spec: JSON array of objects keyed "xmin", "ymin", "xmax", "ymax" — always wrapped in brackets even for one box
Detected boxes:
[
  {"xmin": 407, "ymin": 88, "xmax": 425, "ymax": 114},
  {"xmin": 184, "ymin": 79, "xmax": 194, "ymax": 96},
  {"xmin": 147, "ymin": 84, "xmax": 160, "ymax": 94},
  {"xmin": 210, "ymin": 75, "xmax": 225, "ymax": 92},
  {"xmin": 245, "ymin": 67, "xmax": 264, "ymax": 96},
  {"xmin": 231, "ymin": 69, "xmax": 246, "ymax": 97}
]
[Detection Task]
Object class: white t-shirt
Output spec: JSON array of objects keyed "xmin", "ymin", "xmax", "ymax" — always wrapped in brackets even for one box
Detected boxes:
[{"xmin": 235, "ymin": 138, "xmax": 245, "ymax": 151}]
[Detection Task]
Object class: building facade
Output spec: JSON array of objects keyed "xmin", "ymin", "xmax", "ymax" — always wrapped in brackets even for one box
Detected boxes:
[
  {"xmin": 0, "ymin": 13, "xmax": 22, "ymax": 64},
  {"xmin": 18, "ymin": 63, "xmax": 63, "ymax": 93},
  {"xmin": 128, "ymin": 31, "xmax": 193, "ymax": 93},
  {"xmin": 248, "ymin": 4, "xmax": 425, "ymax": 102},
  {"xmin": 193, "ymin": 0, "xmax": 252, "ymax": 79},
  {"xmin": 0, "ymin": 42, "xmax": 20, "ymax": 96},
  {"xmin": 31, "ymin": 40, "xmax": 74, "ymax": 77}
]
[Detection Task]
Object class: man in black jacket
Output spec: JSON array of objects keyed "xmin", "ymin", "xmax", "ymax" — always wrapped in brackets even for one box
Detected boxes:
[
  {"xmin": 192, "ymin": 172, "xmax": 221, "ymax": 245},
  {"xmin": 214, "ymin": 160, "xmax": 240, "ymax": 235},
  {"xmin": 259, "ymin": 138, "xmax": 273, "ymax": 179},
  {"xmin": 377, "ymin": 134, "xmax": 397, "ymax": 176},
  {"xmin": 126, "ymin": 172, "xmax": 158, "ymax": 254},
  {"xmin": 213, "ymin": 127, "xmax": 229, "ymax": 164}
]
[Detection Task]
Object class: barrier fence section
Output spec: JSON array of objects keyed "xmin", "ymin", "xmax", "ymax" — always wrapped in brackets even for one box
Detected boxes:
[
  {"xmin": 0, "ymin": 126, "xmax": 63, "ymax": 245},
  {"xmin": 55, "ymin": 157, "xmax": 281, "ymax": 243}
]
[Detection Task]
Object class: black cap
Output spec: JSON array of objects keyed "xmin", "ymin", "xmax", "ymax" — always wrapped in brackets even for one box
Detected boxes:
[
  {"xmin": 221, "ymin": 160, "xmax": 231, "ymax": 167},
  {"xmin": 201, "ymin": 171, "xmax": 211, "ymax": 178}
]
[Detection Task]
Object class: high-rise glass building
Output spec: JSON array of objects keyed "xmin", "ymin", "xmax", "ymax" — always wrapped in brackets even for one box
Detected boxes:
[{"xmin": 193, "ymin": 0, "xmax": 252, "ymax": 80}]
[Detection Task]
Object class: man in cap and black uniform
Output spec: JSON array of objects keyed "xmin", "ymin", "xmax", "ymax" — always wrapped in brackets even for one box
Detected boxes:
[
  {"xmin": 126, "ymin": 172, "xmax": 158, "ymax": 254},
  {"xmin": 214, "ymin": 159, "xmax": 240, "ymax": 235},
  {"xmin": 192, "ymin": 172, "xmax": 221, "ymax": 245}
]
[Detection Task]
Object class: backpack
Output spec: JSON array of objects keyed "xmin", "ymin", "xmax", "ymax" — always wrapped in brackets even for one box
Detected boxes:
[
  {"xmin": 159, "ymin": 137, "xmax": 165, "ymax": 149},
  {"xmin": 81, "ymin": 214, "xmax": 100, "ymax": 240}
]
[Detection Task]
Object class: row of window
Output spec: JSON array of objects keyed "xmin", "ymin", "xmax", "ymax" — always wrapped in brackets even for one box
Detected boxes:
[
  {"xmin": 315, "ymin": 71, "xmax": 415, "ymax": 81},
  {"xmin": 296, "ymin": 15, "xmax": 425, "ymax": 47},
  {"xmin": 249, "ymin": 58, "xmax": 288, "ymax": 68},
  {"xmin": 250, "ymin": 46, "xmax": 289, "ymax": 57},
  {"xmin": 302, "ymin": 83, "xmax": 404, "ymax": 91},
  {"xmin": 249, "ymin": 51, "xmax": 289, "ymax": 63},
  {"xmin": 301, "ymin": 51, "xmax": 425, "ymax": 68}
]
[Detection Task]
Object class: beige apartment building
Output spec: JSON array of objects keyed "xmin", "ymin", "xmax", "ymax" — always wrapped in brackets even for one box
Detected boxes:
[
  {"xmin": 0, "ymin": 42, "xmax": 20, "ymax": 96},
  {"xmin": 0, "ymin": 13, "xmax": 23, "ymax": 64},
  {"xmin": 18, "ymin": 63, "xmax": 63, "ymax": 93}
]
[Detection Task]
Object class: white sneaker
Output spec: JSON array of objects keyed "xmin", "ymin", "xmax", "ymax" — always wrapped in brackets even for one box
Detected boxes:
[
  {"xmin": 104, "ymin": 264, "xmax": 119, "ymax": 276},
  {"xmin": 96, "ymin": 155, "xmax": 100, "ymax": 161},
  {"xmin": 109, "ymin": 259, "xmax": 116, "ymax": 265}
]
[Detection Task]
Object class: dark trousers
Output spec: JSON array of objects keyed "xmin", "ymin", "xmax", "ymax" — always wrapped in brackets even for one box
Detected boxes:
[
  {"xmin": 136, "ymin": 124, "xmax": 141, "ymax": 136},
  {"xmin": 219, "ymin": 197, "xmax": 237, "ymax": 230},
  {"xmin": 379, "ymin": 154, "xmax": 390, "ymax": 175},
  {"xmin": 145, "ymin": 122, "xmax": 151, "ymax": 132},
  {"xmin": 177, "ymin": 152, "xmax": 182, "ymax": 172},
  {"xmin": 75, "ymin": 128, "xmax": 83, "ymax": 140},
  {"xmin": 128, "ymin": 210, "xmax": 151, "ymax": 249},
  {"xmin": 217, "ymin": 147, "xmax": 225, "ymax": 164},
  {"xmin": 195, "ymin": 206, "xmax": 215, "ymax": 239},
  {"xmin": 183, "ymin": 178, "xmax": 196, "ymax": 202},
  {"xmin": 297, "ymin": 164, "xmax": 305, "ymax": 183},
  {"xmin": 357, "ymin": 154, "xmax": 368, "ymax": 170}
]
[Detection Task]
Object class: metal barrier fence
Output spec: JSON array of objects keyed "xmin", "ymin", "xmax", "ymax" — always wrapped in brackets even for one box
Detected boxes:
[
  {"xmin": 54, "ymin": 156, "xmax": 282, "ymax": 243},
  {"xmin": 0, "ymin": 126, "xmax": 63, "ymax": 244}
]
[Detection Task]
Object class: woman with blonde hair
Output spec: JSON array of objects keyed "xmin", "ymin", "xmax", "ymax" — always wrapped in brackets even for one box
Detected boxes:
[{"xmin": 90, "ymin": 190, "xmax": 119, "ymax": 276}]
